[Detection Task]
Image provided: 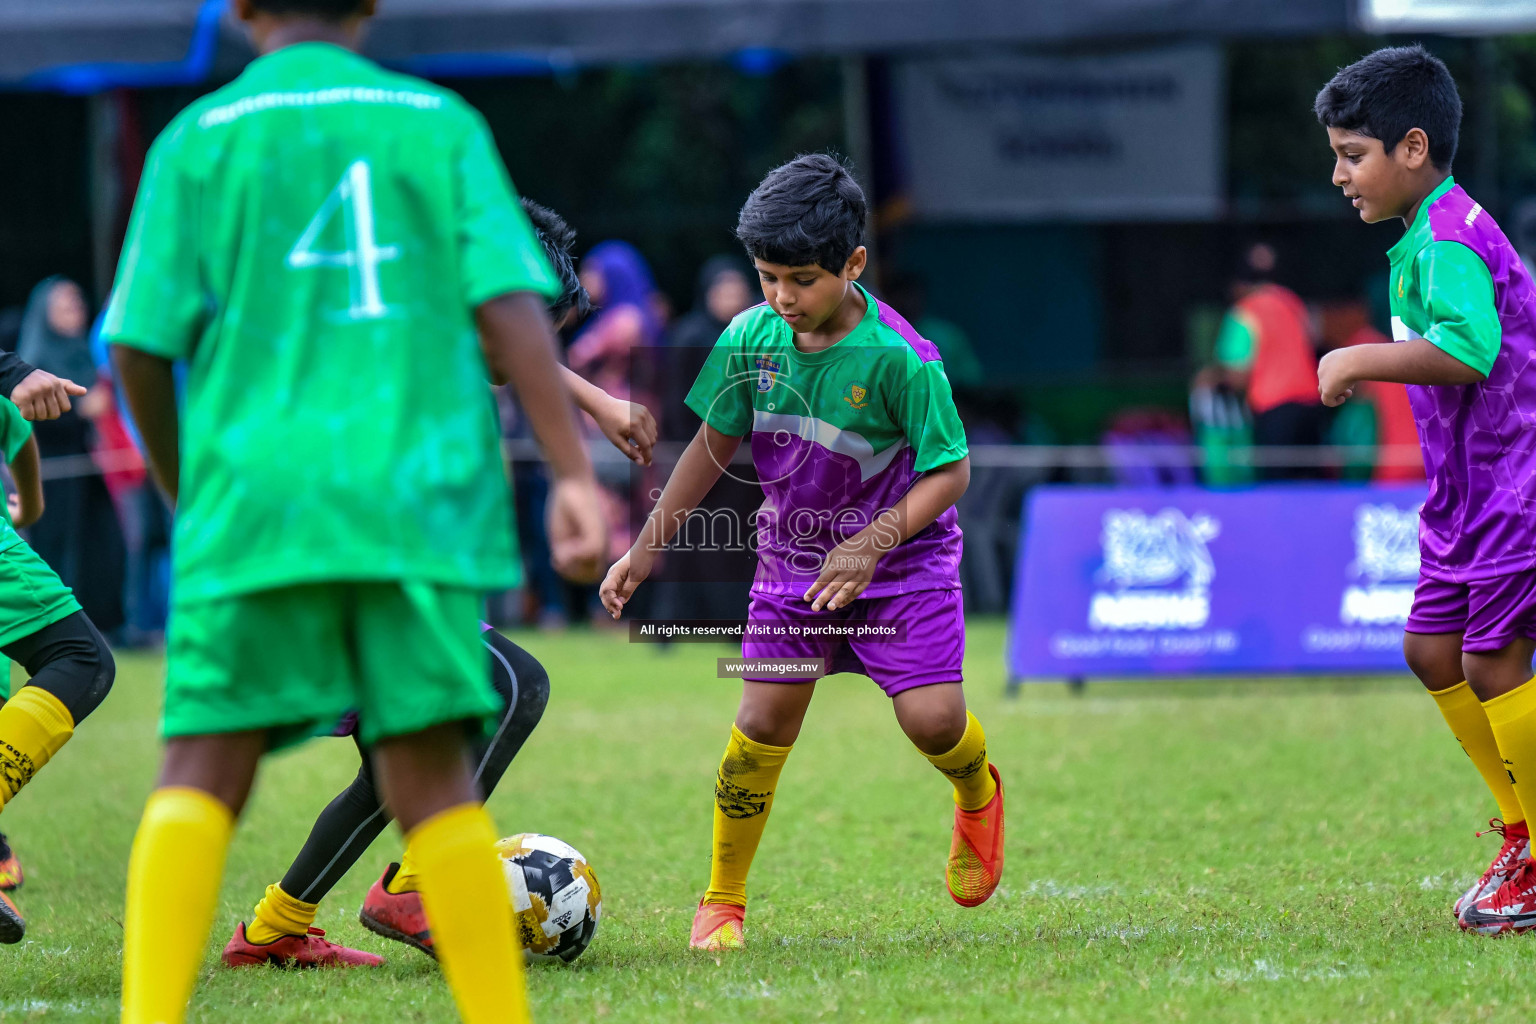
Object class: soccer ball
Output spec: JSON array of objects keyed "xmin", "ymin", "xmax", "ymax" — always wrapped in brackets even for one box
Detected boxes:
[{"xmin": 495, "ymin": 833, "xmax": 602, "ymax": 963}]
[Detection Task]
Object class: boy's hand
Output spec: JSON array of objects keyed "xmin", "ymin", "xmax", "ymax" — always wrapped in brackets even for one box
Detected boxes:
[
  {"xmin": 548, "ymin": 477, "xmax": 607, "ymax": 583},
  {"xmin": 805, "ymin": 533, "xmax": 882, "ymax": 611},
  {"xmin": 1318, "ymin": 348, "xmax": 1359, "ymax": 407},
  {"xmin": 594, "ymin": 396, "xmax": 658, "ymax": 467},
  {"xmin": 5, "ymin": 494, "xmax": 37, "ymax": 530},
  {"xmin": 12, "ymin": 369, "xmax": 88, "ymax": 421},
  {"xmin": 599, "ymin": 549, "xmax": 653, "ymax": 619}
]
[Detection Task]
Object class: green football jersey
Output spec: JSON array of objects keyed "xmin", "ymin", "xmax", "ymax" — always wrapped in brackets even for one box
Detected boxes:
[
  {"xmin": 102, "ymin": 43, "xmax": 559, "ymax": 602},
  {"xmin": 684, "ymin": 284, "xmax": 967, "ymax": 596},
  {"xmin": 0, "ymin": 399, "xmax": 31, "ymax": 553}
]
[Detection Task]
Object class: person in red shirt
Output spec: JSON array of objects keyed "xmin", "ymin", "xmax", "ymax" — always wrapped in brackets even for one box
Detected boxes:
[
  {"xmin": 1201, "ymin": 243, "xmax": 1327, "ymax": 479},
  {"xmin": 1320, "ymin": 298, "xmax": 1425, "ymax": 483}
]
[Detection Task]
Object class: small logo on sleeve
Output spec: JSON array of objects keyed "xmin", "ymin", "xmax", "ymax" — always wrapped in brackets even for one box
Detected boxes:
[
  {"xmin": 842, "ymin": 381, "xmax": 870, "ymax": 410},
  {"xmin": 755, "ymin": 356, "xmax": 781, "ymax": 393}
]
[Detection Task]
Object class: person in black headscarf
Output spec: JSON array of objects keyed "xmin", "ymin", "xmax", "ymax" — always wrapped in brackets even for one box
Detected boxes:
[{"xmin": 15, "ymin": 278, "xmax": 125, "ymax": 635}]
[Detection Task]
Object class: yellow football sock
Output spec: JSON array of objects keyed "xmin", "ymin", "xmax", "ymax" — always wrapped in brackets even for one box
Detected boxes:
[
  {"xmin": 409, "ymin": 803, "xmax": 529, "ymax": 1024},
  {"xmin": 247, "ymin": 882, "xmax": 319, "ymax": 944},
  {"xmin": 388, "ymin": 848, "xmax": 421, "ymax": 894},
  {"xmin": 703, "ymin": 724, "xmax": 791, "ymax": 908},
  {"xmin": 923, "ymin": 711, "xmax": 997, "ymax": 811},
  {"xmin": 0, "ymin": 686, "xmax": 74, "ymax": 813},
  {"xmin": 1484, "ymin": 678, "xmax": 1536, "ymax": 826},
  {"xmin": 1432, "ymin": 681, "xmax": 1523, "ymax": 823},
  {"xmin": 122, "ymin": 787, "xmax": 235, "ymax": 1024}
]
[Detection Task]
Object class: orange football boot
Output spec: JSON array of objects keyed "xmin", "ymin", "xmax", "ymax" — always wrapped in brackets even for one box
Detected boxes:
[
  {"xmin": 689, "ymin": 900, "xmax": 745, "ymax": 951},
  {"xmin": 0, "ymin": 834, "xmax": 22, "ymax": 892},
  {"xmin": 947, "ymin": 763, "xmax": 1004, "ymax": 907}
]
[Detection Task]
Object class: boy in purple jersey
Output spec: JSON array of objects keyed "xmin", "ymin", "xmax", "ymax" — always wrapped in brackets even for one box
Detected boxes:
[
  {"xmin": 599, "ymin": 156, "xmax": 1004, "ymax": 950},
  {"xmin": 1316, "ymin": 45, "xmax": 1536, "ymax": 933}
]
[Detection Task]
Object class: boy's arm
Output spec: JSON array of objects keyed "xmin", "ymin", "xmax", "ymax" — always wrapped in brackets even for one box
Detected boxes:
[
  {"xmin": 1320, "ymin": 243, "xmax": 1497, "ymax": 405},
  {"xmin": 1319, "ymin": 338, "xmax": 1484, "ymax": 405},
  {"xmin": 559, "ymin": 364, "xmax": 657, "ymax": 466},
  {"xmin": 599, "ymin": 422, "xmax": 739, "ymax": 618},
  {"xmin": 111, "ymin": 347, "xmax": 181, "ymax": 504},
  {"xmin": 7, "ymin": 435, "xmax": 44, "ymax": 529},
  {"xmin": 805, "ymin": 456, "xmax": 971, "ymax": 612},
  {"xmin": 476, "ymin": 292, "xmax": 606, "ymax": 581}
]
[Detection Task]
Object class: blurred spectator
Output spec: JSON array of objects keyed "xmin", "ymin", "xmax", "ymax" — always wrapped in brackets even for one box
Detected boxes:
[
  {"xmin": 1320, "ymin": 298, "xmax": 1425, "ymax": 484},
  {"xmin": 663, "ymin": 256, "xmax": 754, "ymax": 436},
  {"xmin": 1196, "ymin": 243, "xmax": 1325, "ymax": 480},
  {"xmin": 15, "ymin": 277, "xmax": 126, "ymax": 635},
  {"xmin": 881, "ymin": 270, "xmax": 985, "ymax": 390}
]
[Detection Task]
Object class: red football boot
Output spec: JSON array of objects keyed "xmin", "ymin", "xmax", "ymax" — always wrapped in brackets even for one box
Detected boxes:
[
  {"xmin": 0, "ymin": 834, "xmax": 23, "ymax": 892},
  {"xmin": 0, "ymin": 891, "xmax": 22, "ymax": 944},
  {"xmin": 220, "ymin": 921, "xmax": 383, "ymax": 968},
  {"xmin": 947, "ymin": 764, "xmax": 1005, "ymax": 908},
  {"xmin": 1455, "ymin": 819, "xmax": 1529, "ymax": 925},
  {"xmin": 358, "ymin": 863, "xmax": 434, "ymax": 959}
]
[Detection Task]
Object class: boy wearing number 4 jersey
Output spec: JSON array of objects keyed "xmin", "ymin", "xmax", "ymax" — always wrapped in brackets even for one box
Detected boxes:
[
  {"xmin": 1317, "ymin": 46, "xmax": 1536, "ymax": 934},
  {"xmin": 102, "ymin": 1, "xmax": 606, "ymax": 1022},
  {"xmin": 601, "ymin": 155, "xmax": 1004, "ymax": 951}
]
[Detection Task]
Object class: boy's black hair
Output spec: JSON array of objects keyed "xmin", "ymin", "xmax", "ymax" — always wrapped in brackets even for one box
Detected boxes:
[
  {"xmin": 248, "ymin": 0, "xmax": 369, "ymax": 19},
  {"xmin": 521, "ymin": 198, "xmax": 590, "ymax": 324},
  {"xmin": 736, "ymin": 154, "xmax": 867, "ymax": 273},
  {"xmin": 1313, "ymin": 44, "xmax": 1462, "ymax": 171}
]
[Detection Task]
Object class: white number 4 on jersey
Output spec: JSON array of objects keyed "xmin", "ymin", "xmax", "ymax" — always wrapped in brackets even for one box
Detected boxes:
[{"xmin": 286, "ymin": 159, "xmax": 400, "ymax": 321}]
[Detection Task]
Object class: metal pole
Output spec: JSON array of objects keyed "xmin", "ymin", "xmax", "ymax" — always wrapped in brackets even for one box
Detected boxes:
[
  {"xmin": 841, "ymin": 55, "xmax": 878, "ymax": 274},
  {"xmin": 1476, "ymin": 38, "xmax": 1500, "ymax": 217}
]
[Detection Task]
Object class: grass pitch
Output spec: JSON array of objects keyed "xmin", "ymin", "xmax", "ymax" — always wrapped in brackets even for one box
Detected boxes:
[{"xmin": 1, "ymin": 617, "xmax": 1533, "ymax": 1022}]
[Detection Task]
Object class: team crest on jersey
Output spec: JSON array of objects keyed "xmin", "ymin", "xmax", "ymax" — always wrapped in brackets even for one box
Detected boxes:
[
  {"xmin": 755, "ymin": 356, "xmax": 781, "ymax": 393},
  {"xmin": 842, "ymin": 380, "xmax": 870, "ymax": 410}
]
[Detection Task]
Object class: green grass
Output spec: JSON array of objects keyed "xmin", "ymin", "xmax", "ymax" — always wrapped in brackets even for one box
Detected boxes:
[{"xmin": 1, "ymin": 617, "xmax": 1534, "ymax": 1022}]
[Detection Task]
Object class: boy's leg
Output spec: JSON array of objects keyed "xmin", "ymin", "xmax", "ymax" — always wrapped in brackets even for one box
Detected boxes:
[
  {"xmin": 862, "ymin": 589, "xmax": 1004, "ymax": 907},
  {"xmin": 123, "ymin": 733, "xmax": 264, "ymax": 1024},
  {"xmin": 354, "ymin": 582, "xmax": 527, "ymax": 1022},
  {"xmin": 1405, "ymin": 630, "xmax": 1523, "ymax": 823},
  {"xmin": 372, "ymin": 722, "xmax": 529, "ymax": 1024},
  {"xmin": 389, "ymin": 631, "xmax": 549, "ymax": 896},
  {"xmin": 691, "ymin": 680, "xmax": 808, "ymax": 951},
  {"xmin": 0, "ymin": 610, "xmax": 113, "ymax": 810}
]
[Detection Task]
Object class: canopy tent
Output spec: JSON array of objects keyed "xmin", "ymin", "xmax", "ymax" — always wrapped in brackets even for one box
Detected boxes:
[{"xmin": 1, "ymin": 0, "xmax": 1355, "ymax": 89}]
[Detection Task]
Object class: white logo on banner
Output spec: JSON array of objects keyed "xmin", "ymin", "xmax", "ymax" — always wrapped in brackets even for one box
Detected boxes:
[
  {"xmin": 1089, "ymin": 509, "xmax": 1220, "ymax": 631},
  {"xmin": 1339, "ymin": 504, "xmax": 1420, "ymax": 626}
]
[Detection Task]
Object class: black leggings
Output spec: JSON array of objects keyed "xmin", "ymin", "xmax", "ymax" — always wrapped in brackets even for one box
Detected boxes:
[
  {"xmin": 280, "ymin": 629, "xmax": 550, "ymax": 904},
  {"xmin": 1, "ymin": 611, "xmax": 115, "ymax": 723}
]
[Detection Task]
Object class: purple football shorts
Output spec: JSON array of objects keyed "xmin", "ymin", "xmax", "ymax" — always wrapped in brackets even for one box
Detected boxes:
[{"xmin": 1407, "ymin": 570, "xmax": 1536, "ymax": 652}]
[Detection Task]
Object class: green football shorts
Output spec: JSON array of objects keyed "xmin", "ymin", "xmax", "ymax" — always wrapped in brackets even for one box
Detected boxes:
[
  {"xmin": 164, "ymin": 580, "xmax": 498, "ymax": 749},
  {"xmin": 0, "ymin": 541, "xmax": 82, "ymax": 700}
]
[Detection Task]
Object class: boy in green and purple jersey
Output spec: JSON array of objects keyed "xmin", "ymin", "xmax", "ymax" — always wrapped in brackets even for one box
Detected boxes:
[
  {"xmin": 101, "ymin": 1, "xmax": 604, "ymax": 1020},
  {"xmin": 1316, "ymin": 45, "xmax": 1536, "ymax": 934},
  {"xmin": 600, "ymin": 155, "xmax": 1004, "ymax": 950}
]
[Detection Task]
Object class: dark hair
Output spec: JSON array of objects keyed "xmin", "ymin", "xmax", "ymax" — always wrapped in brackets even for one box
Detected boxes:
[
  {"xmin": 249, "ymin": 0, "xmax": 369, "ymax": 19},
  {"xmin": 736, "ymin": 154, "xmax": 867, "ymax": 273},
  {"xmin": 1313, "ymin": 44, "xmax": 1462, "ymax": 171},
  {"xmin": 520, "ymin": 198, "xmax": 590, "ymax": 324}
]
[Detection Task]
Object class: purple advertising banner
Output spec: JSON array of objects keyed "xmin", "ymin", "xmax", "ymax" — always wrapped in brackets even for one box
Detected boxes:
[{"xmin": 1007, "ymin": 485, "xmax": 1429, "ymax": 678}]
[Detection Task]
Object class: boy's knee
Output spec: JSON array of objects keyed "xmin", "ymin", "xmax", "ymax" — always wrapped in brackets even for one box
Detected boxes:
[
  {"xmin": 901, "ymin": 708, "xmax": 967, "ymax": 757},
  {"xmin": 1403, "ymin": 633, "xmax": 1463, "ymax": 691}
]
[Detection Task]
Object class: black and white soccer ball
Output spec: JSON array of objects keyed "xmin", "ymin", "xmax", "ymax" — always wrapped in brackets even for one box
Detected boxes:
[{"xmin": 495, "ymin": 833, "xmax": 602, "ymax": 963}]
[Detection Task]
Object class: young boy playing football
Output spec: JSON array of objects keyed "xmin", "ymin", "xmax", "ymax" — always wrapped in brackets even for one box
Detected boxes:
[
  {"xmin": 1316, "ymin": 45, "xmax": 1536, "ymax": 933},
  {"xmin": 600, "ymin": 154, "xmax": 1004, "ymax": 951},
  {"xmin": 220, "ymin": 199, "xmax": 657, "ymax": 968},
  {"xmin": 102, "ymin": 2, "xmax": 605, "ymax": 1021},
  {"xmin": 0, "ymin": 395, "xmax": 116, "ymax": 944}
]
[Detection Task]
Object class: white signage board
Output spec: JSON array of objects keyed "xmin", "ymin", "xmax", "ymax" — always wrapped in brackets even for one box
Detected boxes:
[{"xmin": 1360, "ymin": 0, "xmax": 1536, "ymax": 32}]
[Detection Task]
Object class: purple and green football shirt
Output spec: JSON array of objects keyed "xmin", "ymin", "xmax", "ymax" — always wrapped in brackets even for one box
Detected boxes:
[
  {"xmin": 1389, "ymin": 176, "xmax": 1536, "ymax": 582},
  {"xmin": 685, "ymin": 284, "xmax": 967, "ymax": 597}
]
